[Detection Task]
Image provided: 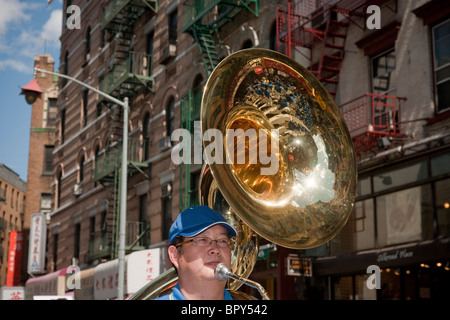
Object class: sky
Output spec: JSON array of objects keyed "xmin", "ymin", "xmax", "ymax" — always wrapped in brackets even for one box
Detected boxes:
[{"xmin": 0, "ymin": 0, "xmax": 62, "ymax": 182}]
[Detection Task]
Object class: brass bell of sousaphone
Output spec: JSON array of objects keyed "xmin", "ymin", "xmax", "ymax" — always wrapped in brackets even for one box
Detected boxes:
[{"xmin": 201, "ymin": 48, "xmax": 357, "ymax": 249}]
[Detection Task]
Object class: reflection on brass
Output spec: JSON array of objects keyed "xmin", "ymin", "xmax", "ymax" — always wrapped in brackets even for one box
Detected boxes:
[{"xmin": 202, "ymin": 48, "xmax": 357, "ymax": 249}]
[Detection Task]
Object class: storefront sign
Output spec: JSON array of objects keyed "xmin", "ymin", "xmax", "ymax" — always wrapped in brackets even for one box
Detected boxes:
[
  {"xmin": 0, "ymin": 286, "xmax": 24, "ymax": 300},
  {"xmin": 127, "ymin": 248, "xmax": 161, "ymax": 294},
  {"xmin": 6, "ymin": 231, "xmax": 23, "ymax": 286},
  {"xmin": 376, "ymin": 248, "xmax": 413, "ymax": 263},
  {"xmin": 94, "ymin": 257, "xmax": 128, "ymax": 300},
  {"xmin": 27, "ymin": 213, "xmax": 47, "ymax": 274}
]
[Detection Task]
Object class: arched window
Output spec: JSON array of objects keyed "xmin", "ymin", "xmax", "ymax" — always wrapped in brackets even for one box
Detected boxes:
[
  {"xmin": 56, "ymin": 169, "xmax": 63, "ymax": 208},
  {"xmin": 79, "ymin": 154, "xmax": 85, "ymax": 184}
]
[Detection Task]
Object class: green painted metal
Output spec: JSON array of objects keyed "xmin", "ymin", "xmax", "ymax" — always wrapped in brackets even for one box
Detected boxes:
[
  {"xmin": 179, "ymin": 85, "xmax": 204, "ymax": 212},
  {"xmin": 99, "ymin": 52, "xmax": 154, "ymax": 103},
  {"xmin": 102, "ymin": 0, "xmax": 158, "ymax": 31},
  {"xmin": 182, "ymin": 0, "xmax": 259, "ymax": 76}
]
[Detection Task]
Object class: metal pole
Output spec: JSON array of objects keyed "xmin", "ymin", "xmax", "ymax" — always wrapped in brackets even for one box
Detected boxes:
[
  {"xmin": 32, "ymin": 68, "xmax": 128, "ymax": 300},
  {"xmin": 117, "ymin": 97, "xmax": 129, "ymax": 300}
]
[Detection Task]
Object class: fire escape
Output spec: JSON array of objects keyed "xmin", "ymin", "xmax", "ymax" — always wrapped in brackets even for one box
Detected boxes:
[
  {"xmin": 182, "ymin": 0, "xmax": 259, "ymax": 77},
  {"xmin": 91, "ymin": 0, "xmax": 157, "ymax": 261},
  {"xmin": 277, "ymin": 0, "xmax": 404, "ymax": 155},
  {"xmin": 179, "ymin": 0, "xmax": 259, "ymax": 211}
]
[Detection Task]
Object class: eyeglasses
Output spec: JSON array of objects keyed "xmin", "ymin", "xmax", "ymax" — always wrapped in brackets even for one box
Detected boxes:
[{"xmin": 174, "ymin": 237, "xmax": 235, "ymax": 249}]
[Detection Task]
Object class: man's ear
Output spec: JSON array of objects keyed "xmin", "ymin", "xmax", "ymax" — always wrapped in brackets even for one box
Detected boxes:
[{"xmin": 168, "ymin": 245, "xmax": 180, "ymax": 269}]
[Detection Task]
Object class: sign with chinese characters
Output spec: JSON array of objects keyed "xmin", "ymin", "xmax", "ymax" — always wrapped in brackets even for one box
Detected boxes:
[
  {"xmin": 127, "ymin": 248, "xmax": 161, "ymax": 294},
  {"xmin": 27, "ymin": 213, "xmax": 47, "ymax": 274},
  {"xmin": 0, "ymin": 286, "xmax": 24, "ymax": 300},
  {"xmin": 94, "ymin": 257, "xmax": 128, "ymax": 300},
  {"xmin": 6, "ymin": 231, "xmax": 23, "ymax": 286}
]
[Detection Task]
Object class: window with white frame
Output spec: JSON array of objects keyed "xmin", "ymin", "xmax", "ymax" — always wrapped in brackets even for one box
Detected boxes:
[{"xmin": 433, "ymin": 19, "xmax": 450, "ymax": 113}]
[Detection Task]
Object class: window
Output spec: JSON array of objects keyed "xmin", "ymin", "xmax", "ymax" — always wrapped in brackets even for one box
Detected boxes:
[
  {"xmin": 62, "ymin": 51, "xmax": 69, "ymax": 87},
  {"xmin": 85, "ymin": 26, "xmax": 91, "ymax": 59},
  {"xmin": 431, "ymin": 152, "xmax": 450, "ymax": 177},
  {"xmin": 376, "ymin": 184, "xmax": 434, "ymax": 247},
  {"xmin": 90, "ymin": 216, "xmax": 95, "ymax": 249},
  {"xmin": 61, "ymin": 108, "xmax": 66, "ymax": 144},
  {"xmin": 330, "ymin": 199, "xmax": 375, "ymax": 255},
  {"xmin": 11, "ymin": 188, "xmax": 14, "ymax": 208},
  {"xmin": 53, "ymin": 233, "xmax": 59, "ymax": 271},
  {"xmin": 79, "ymin": 155, "xmax": 85, "ymax": 184},
  {"xmin": 43, "ymin": 145, "xmax": 54, "ymax": 174},
  {"xmin": 433, "ymin": 19, "xmax": 450, "ymax": 112},
  {"xmin": 41, "ymin": 194, "xmax": 52, "ymax": 213},
  {"xmin": 74, "ymin": 223, "xmax": 80, "ymax": 260},
  {"xmin": 190, "ymin": 171, "xmax": 201, "ymax": 207},
  {"xmin": 371, "ymin": 50, "xmax": 396, "ymax": 95},
  {"xmin": 166, "ymin": 97, "xmax": 175, "ymax": 138},
  {"xmin": 47, "ymin": 98, "xmax": 57, "ymax": 127},
  {"xmin": 269, "ymin": 22, "xmax": 277, "ymax": 51},
  {"xmin": 373, "ymin": 160, "xmax": 428, "ymax": 193},
  {"xmin": 143, "ymin": 113, "xmax": 150, "ymax": 160},
  {"xmin": 94, "ymin": 145, "xmax": 100, "ymax": 187},
  {"xmin": 147, "ymin": 31, "xmax": 154, "ymax": 56},
  {"xmin": 436, "ymin": 178, "xmax": 450, "ymax": 236},
  {"xmin": 162, "ymin": 196, "xmax": 172, "ymax": 240},
  {"xmin": 139, "ymin": 194, "xmax": 149, "ymax": 247},
  {"xmin": 192, "ymin": 75, "xmax": 203, "ymax": 127},
  {"xmin": 168, "ymin": 10, "xmax": 177, "ymax": 45},
  {"xmin": 82, "ymin": 90, "xmax": 88, "ymax": 127},
  {"xmin": 56, "ymin": 170, "xmax": 62, "ymax": 208}
]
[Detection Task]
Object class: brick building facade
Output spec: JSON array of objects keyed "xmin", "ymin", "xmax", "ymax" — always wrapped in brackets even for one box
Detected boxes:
[{"xmin": 0, "ymin": 165, "xmax": 26, "ymax": 286}]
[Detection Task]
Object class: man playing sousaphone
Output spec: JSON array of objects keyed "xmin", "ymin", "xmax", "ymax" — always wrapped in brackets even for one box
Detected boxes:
[{"xmin": 155, "ymin": 206, "xmax": 237, "ymax": 300}]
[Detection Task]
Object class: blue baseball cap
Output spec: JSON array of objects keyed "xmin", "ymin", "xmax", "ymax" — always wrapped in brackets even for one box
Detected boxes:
[{"xmin": 169, "ymin": 206, "xmax": 237, "ymax": 244}]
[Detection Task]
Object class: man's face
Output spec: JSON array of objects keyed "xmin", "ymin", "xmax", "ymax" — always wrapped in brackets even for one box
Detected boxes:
[{"xmin": 169, "ymin": 225, "xmax": 232, "ymax": 284}]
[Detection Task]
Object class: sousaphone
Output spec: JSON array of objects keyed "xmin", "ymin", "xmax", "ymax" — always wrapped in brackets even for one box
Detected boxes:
[{"xmin": 129, "ymin": 48, "xmax": 357, "ymax": 300}]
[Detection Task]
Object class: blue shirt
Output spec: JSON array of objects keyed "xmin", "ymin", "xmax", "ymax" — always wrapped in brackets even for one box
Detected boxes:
[{"xmin": 154, "ymin": 283, "xmax": 234, "ymax": 300}]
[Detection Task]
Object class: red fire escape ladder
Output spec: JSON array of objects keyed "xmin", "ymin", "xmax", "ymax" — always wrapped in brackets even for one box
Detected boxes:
[
  {"xmin": 276, "ymin": 1, "xmax": 350, "ymax": 98},
  {"xmin": 309, "ymin": 6, "xmax": 349, "ymax": 97}
]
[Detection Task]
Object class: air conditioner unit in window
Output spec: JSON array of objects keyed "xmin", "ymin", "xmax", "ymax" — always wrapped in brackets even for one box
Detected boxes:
[
  {"xmin": 161, "ymin": 183, "xmax": 172, "ymax": 198},
  {"xmin": 160, "ymin": 43, "xmax": 177, "ymax": 65},
  {"xmin": 158, "ymin": 136, "xmax": 172, "ymax": 151},
  {"xmin": 73, "ymin": 183, "xmax": 83, "ymax": 196}
]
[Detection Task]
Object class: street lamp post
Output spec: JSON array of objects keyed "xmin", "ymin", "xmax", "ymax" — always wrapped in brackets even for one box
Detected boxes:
[{"xmin": 23, "ymin": 67, "xmax": 129, "ymax": 300}]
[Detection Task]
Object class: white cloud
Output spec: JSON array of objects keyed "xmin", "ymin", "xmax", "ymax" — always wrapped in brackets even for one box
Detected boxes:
[
  {"xmin": 41, "ymin": 10, "xmax": 62, "ymax": 43},
  {"xmin": 0, "ymin": 1, "xmax": 61, "ymax": 73},
  {"xmin": 0, "ymin": 0, "xmax": 30, "ymax": 37},
  {"xmin": 0, "ymin": 59, "xmax": 29, "ymax": 73}
]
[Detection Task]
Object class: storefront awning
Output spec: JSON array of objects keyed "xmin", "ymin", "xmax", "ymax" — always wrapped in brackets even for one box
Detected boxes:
[
  {"xmin": 314, "ymin": 237, "xmax": 450, "ymax": 276},
  {"xmin": 25, "ymin": 268, "xmax": 68, "ymax": 300}
]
